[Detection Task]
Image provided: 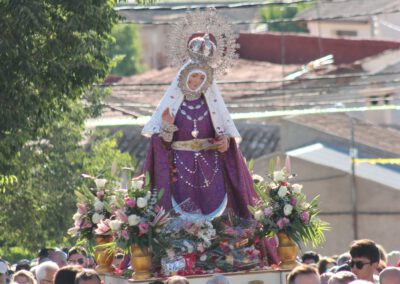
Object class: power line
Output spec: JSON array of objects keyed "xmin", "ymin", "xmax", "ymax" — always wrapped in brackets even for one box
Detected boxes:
[
  {"xmin": 99, "ymin": 70, "xmax": 400, "ymax": 87},
  {"xmin": 119, "ymin": 7, "xmax": 400, "ymax": 25},
  {"xmin": 116, "ymin": 0, "xmax": 345, "ymax": 12}
]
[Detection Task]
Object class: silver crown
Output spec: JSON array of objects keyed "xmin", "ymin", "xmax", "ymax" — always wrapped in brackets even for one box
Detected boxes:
[{"xmin": 166, "ymin": 9, "xmax": 239, "ymax": 77}]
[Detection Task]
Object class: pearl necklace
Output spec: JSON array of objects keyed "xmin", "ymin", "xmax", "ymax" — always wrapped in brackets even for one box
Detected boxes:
[
  {"xmin": 180, "ymin": 100, "xmax": 208, "ymax": 138},
  {"xmin": 173, "ymin": 151, "xmax": 219, "ymax": 189}
]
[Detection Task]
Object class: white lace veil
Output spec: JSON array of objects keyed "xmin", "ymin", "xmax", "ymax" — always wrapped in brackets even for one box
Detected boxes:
[{"xmin": 142, "ymin": 61, "xmax": 241, "ymax": 140}]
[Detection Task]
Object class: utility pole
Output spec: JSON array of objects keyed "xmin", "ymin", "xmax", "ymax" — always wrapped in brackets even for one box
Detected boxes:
[{"xmin": 349, "ymin": 117, "xmax": 359, "ymax": 240}]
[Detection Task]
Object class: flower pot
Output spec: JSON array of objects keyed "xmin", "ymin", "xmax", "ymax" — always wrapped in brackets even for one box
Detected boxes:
[
  {"xmin": 94, "ymin": 235, "xmax": 114, "ymax": 274},
  {"xmin": 130, "ymin": 245, "xmax": 152, "ymax": 280},
  {"xmin": 277, "ymin": 232, "xmax": 300, "ymax": 269}
]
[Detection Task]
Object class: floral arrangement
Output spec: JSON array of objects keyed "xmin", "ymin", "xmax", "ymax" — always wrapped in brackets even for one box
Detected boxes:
[
  {"xmin": 99, "ymin": 173, "xmax": 170, "ymax": 250},
  {"xmin": 249, "ymin": 159, "xmax": 329, "ymax": 247},
  {"xmin": 68, "ymin": 176, "xmax": 114, "ymax": 245}
]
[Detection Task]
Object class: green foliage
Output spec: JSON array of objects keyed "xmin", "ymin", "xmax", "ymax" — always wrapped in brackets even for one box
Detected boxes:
[
  {"xmin": 0, "ymin": 175, "xmax": 17, "ymax": 193},
  {"xmin": 260, "ymin": 3, "xmax": 313, "ymax": 33},
  {"xmin": 109, "ymin": 24, "xmax": 145, "ymax": 76},
  {"xmin": 0, "ymin": 0, "xmax": 119, "ymax": 173}
]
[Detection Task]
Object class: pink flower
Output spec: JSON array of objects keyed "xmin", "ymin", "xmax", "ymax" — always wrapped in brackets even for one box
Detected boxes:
[
  {"xmin": 81, "ymin": 220, "xmax": 92, "ymax": 229},
  {"xmin": 95, "ymin": 220, "xmax": 110, "ymax": 235},
  {"xmin": 300, "ymin": 211, "xmax": 310, "ymax": 223},
  {"xmin": 138, "ymin": 223, "xmax": 149, "ymax": 236},
  {"xmin": 77, "ymin": 203, "xmax": 87, "ymax": 215},
  {"xmin": 116, "ymin": 210, "xmax": 128, "ymax": 223},
  {"xmin": 264, "ymin": 207, "xmax": 273, "ymax": 217},
  {"xmin": 290, "ymin": 197, "xmax": 297, "ymax": 206},
  {"xmin": 276, "ymin": 217, "xmax": 290, "ymax": 229},
  {"xmin": 124, "ymin": 196, "xmax": 136, "ymax": 208},
  {"xmin": 121, "ymin": 229, "xmax": 130, "ymax": 240},
  {"xmin": 96, "ymin": 191, "xmax": 105, "ymax": 199}
]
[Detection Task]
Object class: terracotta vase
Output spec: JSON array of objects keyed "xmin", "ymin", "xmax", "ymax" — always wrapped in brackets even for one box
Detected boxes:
[
  {"xmin": 277, "ymin": 232, "xmax": 300, "ymax": 269},
  {"xmin": 130, "ymin": 244, "xmax": 152, "ymax": 280},
  {"xmin": 94, "ymin": 235, "xmax": 114, "ymax": 274}
]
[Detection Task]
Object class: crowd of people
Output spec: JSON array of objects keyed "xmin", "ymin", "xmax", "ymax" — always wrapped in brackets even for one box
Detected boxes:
[
  {"xmin": 289, "ymin": 239, "xmax": 400, "ymax": 284},
  {"xmin": 1, "ymin": 239, "xmax": 400, "ymax": 284}
]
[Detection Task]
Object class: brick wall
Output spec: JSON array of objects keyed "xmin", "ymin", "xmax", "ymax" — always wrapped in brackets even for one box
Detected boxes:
[{"xmin": 238, "ymin": 32, "xmax": 400, "ymax": 64}]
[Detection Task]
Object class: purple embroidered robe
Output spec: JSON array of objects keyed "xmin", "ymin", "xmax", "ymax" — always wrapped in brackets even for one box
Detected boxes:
[{"xmin": 143, "ymin": 97, "xmax": 257, "ymax": 218}]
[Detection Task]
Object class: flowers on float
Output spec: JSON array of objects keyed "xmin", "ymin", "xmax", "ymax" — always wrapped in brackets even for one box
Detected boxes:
[
  {"xmin": 128, "ymin": 214, "xmax": 140, "ymax": 226},
  {"xmin": 277, "ymin": 186, "xmax": 288, "ymax": 197},
  {"xmin": 94, "ymin": 199, "xmax": 104, "ymax": 212},
  {"xmin": 109, "ymin": 220, "xmax": 122, "ymax": 231},
  {"xmin": 249, "ymin": 158, "xmax": 329, "ymax": 247},
  {"xmin": 92, "ymin": 213, "xmax": 104, "ymax": 224},
  {"xmin": 292, "ymin": 184, "xmax": 303, "ymax": 194},
  {"xmin": 137, "ymin": 197, "xmax": 148, "ymax": 208}
]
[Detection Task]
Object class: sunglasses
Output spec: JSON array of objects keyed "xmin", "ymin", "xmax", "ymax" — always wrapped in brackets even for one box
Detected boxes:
[
  {"xmin": 348, "ymin": 260, "xmax": 371, "ymax": 269},
  {"xmin": 68, "ymin": 258, "xmax": 85, "ymax": 265}
]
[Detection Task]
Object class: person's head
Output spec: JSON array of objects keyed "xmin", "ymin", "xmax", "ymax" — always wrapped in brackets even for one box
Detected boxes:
[
  {"xmin": 165, "ymin": 276, "xmax": 189, "ymax": 284},
  {"xmin": 74, "ymin": 269, "xmax": 101, "ymax": 284},
  {"xmin": 12, "ymin": 270, "xmax": 36, "ymax": 284},
  {"xmin": 38, "ymin": 249, "xmax": 56, "ymax": 264},
  {"xmin": 337, "ymin": 253, "xmax": 352, "ymax": 266},
  {"xmin": 288, "ymin": 265, "xmax": 320, "ymax": 284},
  {"xmin": 387, "ymin": 251, "xmax": 400, "ymax": 267},
  {"xmin": 49, "ymin": 251, "xmax": 67, "ymax": 269},
  {"xmin": 36, "ymin": 261, "xmax": 59, "ymax": 284},
  {"xmin": 16, "ymin": 259, "xmax": 31, "ymax": 272},
  {"xmin": 67, "ymin": 247, "xmax": 88, "ymax": 268},
  {"xmin": 349, "ymin": 239, "xmax": 380, "ymax": 281},
  {"xmin": 0, "ymin": 259, "xmax": 8, "ymax": 284},
  {"xmin": 379, "ymin": 267, "xmax": 400, "ymax": 284},
  {"xmin": 328, "ymin": 271, "xmax": 357, "ymax": 284},
  {"xmin": 54, "ymin": 265, "xmax": 83, "ymax": 284},
  {"xmin": 318, "ymin": 257, "xmax": 337, "ymax": 275},
  {"xmin": 207, "ymin": 274, "xmax": 231, "ymax": 284},
  {"xmin": 302, "ymin": 252, "xmax": 320, "ymax": 265}
]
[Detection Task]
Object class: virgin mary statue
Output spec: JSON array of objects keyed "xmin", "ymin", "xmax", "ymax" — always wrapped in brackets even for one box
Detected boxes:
[{"xmin": 142, "ymin": 10, "xmax": 257, "ymax": 219}]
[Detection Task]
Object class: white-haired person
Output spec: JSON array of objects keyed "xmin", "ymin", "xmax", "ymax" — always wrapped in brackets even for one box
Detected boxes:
[
  {"xmin": 206, "ymin": 274, "xmax": 231, "ymax": 284},
  {"xmin": 379, "ymin": 267, "xmax": 400, "ymax": 284},
  {"xmin": 36, "ymin": 261, "xmax": 59, "ymax": 284}
]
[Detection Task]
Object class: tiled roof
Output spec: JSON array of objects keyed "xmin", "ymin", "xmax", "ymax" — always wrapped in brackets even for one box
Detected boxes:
[
  {"xmin": 102, "ymin": 59, "xmax": 301, "ymax": 119},
  {"xmin": 284, "ymin": 113, "xmax": 400, "ymax": 156},
  {"xmin": 102, "ymin": 122, "xmax": 281, "ymax": 171},
  {"xmin": 295, "ymin": 0, "xmax": 400, "ymax": 22}
]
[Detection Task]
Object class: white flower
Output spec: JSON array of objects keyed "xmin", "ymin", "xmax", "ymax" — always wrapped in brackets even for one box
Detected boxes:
[
  {"xmin": 131, "ymin": 180, "xmax": 144, "ymax": 189},
  {"xmin": 109, "ymin": 220, "xmax": 122, "ymax": 231},
  {"xmin": 94, "ymin": 198, "xmax": 104, "ymax": 211},
  {"xmin": 254, "ymin": 210, "xmax": 264, "ymax": 221},
  {"xmin": 277, "ymin": 186, "xmax": 288, "ymax": 197},
  {"xmin": 284, "ymin": 204, "xmax": 293, "ymax": 216},
  {"xmin": 137, "ymin": 197, "xmax": 148, "ymax": 208},
  {"xmin": 292, "ymin": 184, "xmax": 303, "ymax": 194},
  {"xmin": 200, "ymin": 254, "xmax": 207, "ymax": 261},
  {"xmin": 273, "ymin": 170, "xmax": 285, "ymax": 182},
  {"xmin": 73, "ymin": 212, "xmax": 82, "ymax": 221},
  {"xmin": 252, "ymin": 174, "xmax": 264, "ymax": 183},
  {"xmin": 128, "ymin": 214, "xmax": 140, "ymax": 226},
  {"xmin": 92, "ymin": 213, "xmax": 104, "ymax": 224},
  {"xmin": 94, "ymin": 178, "xmax": 107, "ymax": 189}
]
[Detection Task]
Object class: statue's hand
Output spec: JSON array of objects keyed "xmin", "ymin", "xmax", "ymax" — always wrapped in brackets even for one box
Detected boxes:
[
  {"xmin": 162, "ymin": 108, "xmax": 175, "ymax": 124},
  {"xmin": 216, "ymin": 136, "xmax": 229, "ymax": 153}
]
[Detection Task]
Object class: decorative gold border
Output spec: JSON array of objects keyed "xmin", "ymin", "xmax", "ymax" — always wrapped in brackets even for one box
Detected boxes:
[{"xmin": 178, "ymin": 62, "xmax": 214, "ymax": 100}]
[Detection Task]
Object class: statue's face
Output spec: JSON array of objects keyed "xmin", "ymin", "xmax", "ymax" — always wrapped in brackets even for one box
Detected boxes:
[{"xmin": 187, "ymin": 72, "xmax": 206, "ymax": 92}]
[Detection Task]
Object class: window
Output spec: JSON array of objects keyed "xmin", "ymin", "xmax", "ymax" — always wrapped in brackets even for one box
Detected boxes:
[{"xmin": 336, "ymin": 30, "xmax": 358, "ymax": 37}]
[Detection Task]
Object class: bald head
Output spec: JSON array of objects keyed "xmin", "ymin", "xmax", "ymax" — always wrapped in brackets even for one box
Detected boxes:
[{"xmin": 380, "ymin": 267, "xmax": 400, "ymax": 284}]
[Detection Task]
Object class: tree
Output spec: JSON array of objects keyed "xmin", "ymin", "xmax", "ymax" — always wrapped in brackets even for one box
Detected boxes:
[
  {"xmin": 260, "ymin": 3, "xmax": 313, "ymax": 33},
  {"xmin": 0, "ymin": 0, "xmax": 119, "ymax": 173},
  {"xmin": 109, "ymin": 24, "xmax": 145, "ymax": 76}
]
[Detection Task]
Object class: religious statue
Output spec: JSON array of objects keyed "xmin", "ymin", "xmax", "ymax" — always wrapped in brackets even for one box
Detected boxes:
[{"xmin": 142, "ymin": 9, "xmax": 257, "ymax": 219}]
